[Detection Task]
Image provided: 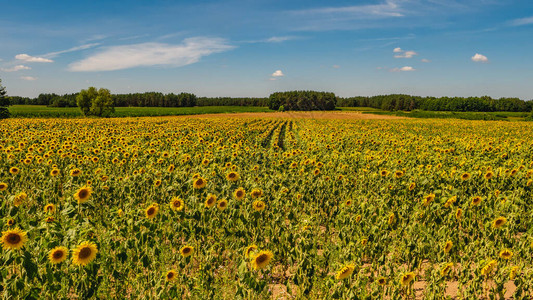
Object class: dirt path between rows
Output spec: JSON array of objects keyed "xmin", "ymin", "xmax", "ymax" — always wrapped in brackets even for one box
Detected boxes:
[{"xmin": 182, "ymin": 111, "xmax": 406, "ymax": 120}]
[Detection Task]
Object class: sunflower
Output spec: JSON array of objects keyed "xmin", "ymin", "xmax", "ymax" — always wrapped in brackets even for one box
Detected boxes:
[
  {"xmin": 9, "ymin": 167, "xmax": 20, "ymax": 175},
  {"xmin": 252, "ymin": 200, "xmax": 266, "ymax": 212},
  {"xmin": 50, "ymin": 169, "xmax": 60, "ymax": 176},
  {"xmin": 440, "ymin": 263, "xmax": 454, "ymax": 277},
  {"xmin": 444, "ymin": 196, "xmax": 457, "ymax": 208},
  {"xmin": 72, "ymin": 241, "xmax": 98, "ymax": 266},
  {"xmin": 481, "ymin": 260, "xmax": 497, "ymax": 276},
  {"xmin": 400, "ymin": 272, "xmax": 416, "ymax": 286},
  {"xmin": 345, "ymin": 199, "xmax": 353, "ymax": 206},
  {"xmin": 361, "ymin": 238, "xmax": 368, "ymax": 246},
  {"xmin": 165, "ymin": 270, "xmax": 177, "ymax": 281},
  {"xmin": 422, "ymin": 193, "xmax": 435, "ymax": 206},
  {"xmin": 377, "ymin": 277, "xmax": 387, "ymax": 286},
  {"xmin": 1, "ymin": 228, "xmax": 27, "ymax": 250},
  {"xmin": 205, "ymin": 194, "xmax": 217, "ymax": 208},
  {"xmin": 70, "ymin": 168, "xmax": 82, "ymax": 177},
  {"xmin": 380, "ymin": 170, "xmax": 388, "ymax": 177},
  {"xmin": 250, "ymin": 189, "xmax": 263, "ymax": 199},
  {"xmin": 0, "ymin": 182, "xmax": 8, "ymax": 191},
  {"xmin": 460, "ymin": 172, "xmax": 471, "ymax": 181},
  {"xmin": 44, "ymin": 203, "xmax": 56, "ymax": 214},
  {"xmin": 313, "ymin": 168, "xmax": 320, "ymax": 176},
  {"xmin": 234, "ymin": 187, "xmax": 246, "ymax": 200},
  {"xmin": 499, "ymin": 249, "xmax": 513, "ymax": 260},
  {"xmin": 355, "ymin": 215, "xmax": 362, "ymax": 222},
  {"xmin": 484, "ymin": 171, "xmax": 494, "ymax": 180},
  {"xmin": 168, "ymin": 164, "xmax": 175, "ymax": 172},
  {"xmin": 387, "ymin": 213, "xmax": 396, "ymax": 225},
  {"xmin": 180, "ymin": 245, "xmax": 194, "ymax": 257},
  {"xmin": 244, "ymin": 245, "xmax": 258, "ymax": 259},
  {"xmin": 493, "ymin": 217, "xmax": 507, "ymax": 229},
  {"xmin": 217, "ymin": 199, "xmax": 228, "ymax": 211},
  {"xmin": 408, "ymin": 182, "xmax": 416, "ymax": 191},
  {"xmin": 455, "ymin": 208, "xmax": 463, "ymax": 220},
  {"xmin": 48, "ymin": 246, "xmax": 68, "ymax": 264},
  {"xmin": 193, "ymin": 177, "xmax": 207, "ymax": 189},
  {"xmin": 154, "ymin": 179, "xmax": 162, "ymax": 187},
  {"xmin": 471, "ymin": 196, "xmax": 482, "ymax": 206},
  {"xmin": 335, "ymin": 264, "xmax": 355, "ymax": 280},
  {"xmin": 145, "ymin": 203, "xmax": 159, "ymax": 219},
  {"xmin": 251, "ymin": 250, "xmax": 273, "ymax": 270},
  {"xmin": 394, "ymin": 170, "xmax": 404, "ymax": 178},
  {"xmin": 74, "ymin": 186, "xmax": 92, "ymax": 204},
  {"xmin": 169, "ymin": 197, "xmax": 184, "ymax": 211},
  {"xmin": 510, "ymin": 266, "xmax": 519, "ymax": 280},
  {"xmin": 226, "ymin": 171, "xmax": 240, "ymax": 182},
  {"xmin": 443, "ymin": 240, "xmax": 453, "ymax": 254},
  {"xmin": 6, "ymin": 219, "xmax": 15, "ymax": 226}
]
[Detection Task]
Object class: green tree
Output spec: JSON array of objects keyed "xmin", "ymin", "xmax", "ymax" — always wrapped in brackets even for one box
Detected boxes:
[
  {"xmin": 76, "ymin": 87, "xmax": 114, "ymax": 117},
  {"xmin": 0, "ymin": 78, "xmax": 9, "ymax": 119}
]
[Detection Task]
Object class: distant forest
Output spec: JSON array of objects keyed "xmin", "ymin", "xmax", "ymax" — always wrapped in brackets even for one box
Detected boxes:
[{"xmin": 7, "ymin": 92, "xmax": 533, "ymax": 112}]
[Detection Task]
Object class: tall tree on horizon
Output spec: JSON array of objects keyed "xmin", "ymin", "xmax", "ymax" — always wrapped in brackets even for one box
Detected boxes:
[{"xmin": 0, "ymin": 78, "xmax": 9, "ymax": 119}]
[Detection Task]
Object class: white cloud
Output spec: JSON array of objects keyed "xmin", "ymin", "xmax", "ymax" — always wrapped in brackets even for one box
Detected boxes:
[
  {"xmin": 332, "ymin": 65, "xmax": 340, "ymax": 69},
  {"xmin": 69, "ymin": 37, "xmax": 234, "ymax": 72},
  {"xmin": 271, "ymin": 70, "xmax": 284, "ymax": 77},
  {"xmin": 421, "ymin": 58, "xmax": 430, "ymax": 63},
  {"xmin": 44, "ymin": 43, "xmax": 100, "ymax": 58},
  {"xmin": 20, "ymin": 76, "xmax": 37, "ymax": 81},
  {"xmin": 1, "ymin": 65, "xmax": 31, "ymax": 72},
  {"xmin": 471, "ymin": 53, "xmax": 488, "ymax": 63},
  {"xmin": 390, "ymin": 66, "xmax": 415, "ymax": 72},
  {"xmin": 292, "ymin": 1, "xmax": 403, "ymax": 17},
  {"xmin": 393, "ymin": 48, "xmax": 418, "ymax": 58},
  {"xmin": 15, "ymin": 54, "xmax": 53, "ymax": 63},
  {"xmin": 266, "ymin": 36, "xmax": 296, "ymax": 43},
  {"xmin": 509, "ymin": 16, "xmax": 533, "ymax": 26}
]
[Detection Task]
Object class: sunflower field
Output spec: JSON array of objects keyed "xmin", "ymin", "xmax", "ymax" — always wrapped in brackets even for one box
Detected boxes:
[{"xmin": 1, "ymin": 116, "xmax": 532, "ymax": 299}]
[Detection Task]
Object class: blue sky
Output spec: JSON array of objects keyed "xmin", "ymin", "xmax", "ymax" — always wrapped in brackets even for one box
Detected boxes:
[{"xmin": 1, "ymin": 0, "xmax": 532, "ymax": 99}]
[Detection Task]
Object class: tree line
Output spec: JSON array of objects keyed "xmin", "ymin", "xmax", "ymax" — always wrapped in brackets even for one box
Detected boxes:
[
  {"xmin": 268, "ymin": 91, "xmax": 337, "ymax": 111},
  {"xmin": 337, "ymin": 94, "xmax": 533, "ymax": 112}
]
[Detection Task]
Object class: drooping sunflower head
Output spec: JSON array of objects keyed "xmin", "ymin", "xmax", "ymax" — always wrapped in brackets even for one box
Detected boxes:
[
  {"xmin": 0, "ymin": 182, "xmax": 8, "ymax": 191},
  {"xmin": 252, "ymin": 200, "xmax": 266, "ymax": 212},
  {"xmin": 423, "ymin": 193, "xmax": 435, "ymax": 206},
  {"xmin": 251, "ymin": 250, "xmax": 273, "ymax": 270},
  {"xmin": 493, "ymin": 216, "xmax": 507, "ymax": 229},
  {"xmin": 145, "ymin": 203, "xmax": 159, "ymax": 219},
  {"xmin": 180, "ymin": 245, "xmax": 194, "ymax": 257},
  {"xmin": 193, "ymin": 177, "xmax": 207, "ymax": 189},
  {"xmin": 481, "ymin": 260, "xmax": 497, "ymax": 276},
  {"xmin": 440, "ymin": 263, "xmax": 454, "ymax": 277},
  {"xmin": 244, "ymin": 245, "xmax": 258, "ymax": 259},
  {"xmin": 48, "ymin": 246, "xmax": 68, "ymax": 264},
  {"xmin": 165, "ymin": 270, "xmax": 177, "ymax": 281},
  {"xmin": 444, "ymin": 240, "xmax": 453, "ymax": 253},
  {"xmin": 205, "ymin": 194, "xmax": 217, "ymax": 208},
  {"xmin": 400, "ymin": 272, "xmax": 416, "ymax": 286},
  {"xmin": 226, "ymin": 171, "xmax": 240, "ymax": 182},
  {"xmin": 169, "ymin": 197, "xmax": 184, "ymax": 212},
  {"xmin": 234, "ymin": 188, "xmax": 245, "ymax": 200},
  {"xmin": 335, "ymin": 264, "xmax": 355, "ymax": 280},
  {"xmin": 387, "ymin": 213, "xmax": 396, "ymax": 225},
  {"xmin": 72, "ymin": 241, "xmax": 98, "ymax": 266},
  {"xmin": 217, "ymin": 199, "xmax": 228, "ymax": 211},
  {"xmin": 1, "ymin": 228, "xmax": 27, "ymax": 250},
  {"xmin": 74, "ymin": 186, "xmax": 92, "ymax": 204},
  {"xmin": 250, "ymin": 189, "xmax": 263, "ymax": 199},
  {"xmin": 44, "ymin": 203, "xmax": 56, "ymax": 214},
  {"xmin": 499, "ymin": 249, "xmax": 513, "ymax": 260},
  {"xmin": 455, "ymin": 208, "xmax": 463, "ymax": 220}
]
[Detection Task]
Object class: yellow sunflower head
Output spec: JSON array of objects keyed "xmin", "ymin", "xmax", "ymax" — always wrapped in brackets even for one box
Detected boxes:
[
  {"xmin": 400, "ymin": 272, "xmax": 416, "ymax": 286},
  {"xmin": 250, "ymin": 189, "xmax": 263, "ymax": 199},
  {"xmin": 471, "ymin": 196, "xmax": 482, "ymax": 206},
  {"xmin": 74, "ymin": 186, "xmax": 92, "ymax": 204},
  {"xmin": 180, "ymin": 245, "xmax": 194, "ymax": 257},
  {"xmin": 165, "ymin": 270, "xmax": 178, "ymax": 281},
  {"xmin": 9, "ymin": 167, "xmax": 20, "ymax": 175},
  {"xmin": 461, "ymin": 172, "xmax": 471, "ymax": 181},
  {"xmin": 1, "ymin": 228, "xmax": 27, "ymax": 250},
  {"xmin": 205, "ymin": 194, "xmax": 217, "ymax": 208},
  {"xmin": 48, "ymin": 246, "xmax": 68, "ymax": 264},
  {"xmin": 44, "ymin": 203, "xmax": 56, "ymax": 214},
  {"xmin": 455, "ymin": 208, "xmax": 463, "ymax": 220},
  {"xmin": 481, "ymin": 260, "xmax": 497, "ymax": 276},
  {"xmin": 377, "ymin": 277, "xmax": 387, "ymax": 286},
  {"xmin": 145, "ymin": 203, "xmax": 159, "ymax": 219},
  {"xmin": 335, "ymin": 264, "xmax": 355, "ymax": 280},
  {"xmin": 226, "ymin": 171, "xmax": 240, "ymax": 182},
  {"xmin": 193, "ymin": 177, "xmax": 207, "ymax": 189},
  {"xmin": 50, "ymin": 169, "xmax": 60, "ymax": 177},
  {"xmin": 72, "ymin": 241, "xmax": 98, "ymax": 266},
  {"xmin": 0, "ymin": 182, "xmax": 8, "ymax": 191},
  {"xmin": 217, "ymin": 199, "xmax": 228, "ymax": 211},
  {"xmin": 251, "ymin": 250, "xmax": 273, "ymax": 270},
  {"xmin": 169, "ymin": 197, "xmax": 184, "ymax": 212},
  {"xmin": 408, "ymin": 182, "xmax": 416, "ymax": 191},
  {"xmin": 234, "ymin": 188, "xmax": 246, "ymax": 200},
  {"xmin": 252, "ymin": 200, "xmax": 266, "ymax": 212},
  {"xmin": 70, "ymin": 168, "xmax": 82, "ymax": 177},
  {"xmin": 440, "ymin": 263, "xmax": 454, "ymax": 277},
  {"xmin": 244, "ymin": 245, "xmax": 258, "ymax": 259},
  {"xmin": 154, "ymin": 179, "xmax": 162, "ymax": 187},
  {"xmin": 443, "ymin": 240, "xmax": 453, "ymax": 253},
  {"xmin": 493, "ymin": 216, "xmax": 507, "ymax": 229},
  {"xmin": 499, "ymin": 249, "xmax": 513, "ymax": 260}
]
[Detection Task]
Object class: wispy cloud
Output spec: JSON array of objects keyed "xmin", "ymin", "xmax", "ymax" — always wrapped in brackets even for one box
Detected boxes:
[
  {"xmin": 43, "ymin": 43, "xmax": 100, "ymax": 58},
  {"xmin": 291, "ymin": 1, "xmax": 404, "ymax": 17},
  {"xmin": 509, "ymin": 16, "xmax": 533, "ymax": 26},
  {"xmin": 390, "ymin": 66, "xmax": 415, "ymax": 72},
  {"xmin": 421, "ymin": 58, "xmax": 430, "ymax": 63},
  {"xmin": 69, "ymin": 37, "xmax": 234, "ymax": 72},
  {"xmin": 266, "ymin": 36, "xmax": 297, "ymax": 43},
  {"xmin": 393, "ymin": 48, "xmax": 418, "ymax": 58},
  {"xmin": 1, "ymin": 65, "xmax": 31, "ymax": 72},
  {"xmin": 20, "ymin": 76, "xmax": 37, "ymax": 81},
  {"xmin": 471, "ymin": 53, "xmax": 488, "ymax": 63},
  {"xmin": 15, "ymin": 54, "xmax": 53, "ymax": 63}
]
